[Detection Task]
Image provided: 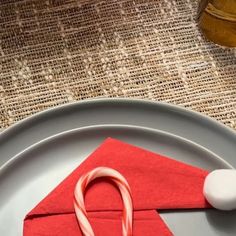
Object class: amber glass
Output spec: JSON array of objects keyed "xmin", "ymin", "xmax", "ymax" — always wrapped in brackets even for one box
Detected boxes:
[{"xmin": 198, "ymin": 0, "xmax": 236, "ymax": 47}]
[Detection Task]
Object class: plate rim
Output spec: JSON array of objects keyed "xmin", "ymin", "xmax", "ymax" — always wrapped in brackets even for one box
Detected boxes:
[
  {"xmin": 0, "ymin": 124, "xmax": 233, "ymax": 175},
  {"xmin": 1, "ymin": 98, "xmax": 235, "ymax": 138}
]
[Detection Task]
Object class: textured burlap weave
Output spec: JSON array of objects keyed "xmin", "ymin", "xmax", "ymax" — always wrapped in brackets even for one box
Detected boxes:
[{"xmin": 0, "ymin": 0, "xmax": 236, "ymax": 130}]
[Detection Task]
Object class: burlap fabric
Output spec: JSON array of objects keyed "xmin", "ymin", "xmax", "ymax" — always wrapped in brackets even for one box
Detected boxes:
[{"xmin": 0, "ymin": 0, "xmax": 236, "ymax": 130}]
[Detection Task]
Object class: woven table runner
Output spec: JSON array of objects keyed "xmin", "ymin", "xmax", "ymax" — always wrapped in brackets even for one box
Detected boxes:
[{"xmin": 0, "ymin": 0, "xmax": 236, "ymax": 130}]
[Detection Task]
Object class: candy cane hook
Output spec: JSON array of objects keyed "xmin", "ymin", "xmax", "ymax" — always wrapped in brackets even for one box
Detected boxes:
[{"xmin": 74, "ymin": 167, "xmax": 133, "ymax": 236}]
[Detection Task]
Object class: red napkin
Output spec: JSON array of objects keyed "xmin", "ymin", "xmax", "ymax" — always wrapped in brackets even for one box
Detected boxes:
[{"xmin": 24, "ymin": 138, "xmax": 210, "ymax": 235}]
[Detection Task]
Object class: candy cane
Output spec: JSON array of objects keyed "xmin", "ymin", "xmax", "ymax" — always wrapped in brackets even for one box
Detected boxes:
[{"xmin": 74, "ymin": 167, "xmax": 133, "ymax": 236}]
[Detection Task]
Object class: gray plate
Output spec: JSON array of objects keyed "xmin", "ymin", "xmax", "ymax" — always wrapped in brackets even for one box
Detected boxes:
[
  {"xmin": 0, "ymin": 125, "xmax": 235, "ymax": 236},
  {"xmin": 0, "ymin": 98, "xmax": 236, "ymax": 167}
]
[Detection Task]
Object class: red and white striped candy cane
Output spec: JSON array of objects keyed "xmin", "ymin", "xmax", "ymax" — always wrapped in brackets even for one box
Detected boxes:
[{"xmin": 74, "ymin": 167, "xmax": 133, "ymax": 236}]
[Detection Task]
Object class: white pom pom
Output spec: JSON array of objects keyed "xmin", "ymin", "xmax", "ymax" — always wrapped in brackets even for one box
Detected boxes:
[{"xmin": 203, "ymin": 169, "xmax": 236, "ymax": 211}]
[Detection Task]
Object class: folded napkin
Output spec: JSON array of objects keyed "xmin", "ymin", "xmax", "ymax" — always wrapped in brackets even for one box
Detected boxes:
[{"xmin": 24, "ymin": 138, "xmax": 210, "ymax": 235}]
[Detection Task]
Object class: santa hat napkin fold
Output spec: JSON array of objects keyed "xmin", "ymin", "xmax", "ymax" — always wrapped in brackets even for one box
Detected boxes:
[{"xmin": 24, "ymin": 138, "xmax": 210, "ymax": 235}]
